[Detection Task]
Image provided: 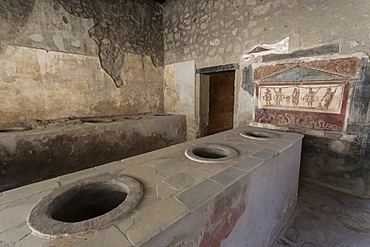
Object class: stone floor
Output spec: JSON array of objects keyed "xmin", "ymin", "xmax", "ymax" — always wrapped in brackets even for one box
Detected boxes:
[{"xmin": 270, "ymin": 181, "xmax": 370, "ymax": 247}]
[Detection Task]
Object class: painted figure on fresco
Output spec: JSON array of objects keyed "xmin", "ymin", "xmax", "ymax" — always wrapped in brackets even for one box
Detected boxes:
[
  {"xmin": 321, "ymin": 87, "xmax": 337, "ymax": 110},
  {"xmin": 291, "ymin": 88, "xmax": 300, "ymax": 107},
  {"xmin": 263, "ymin": 88, "xmax": 272, "ymax": 106},
  {"xmin": 273, "ymin": 88, "xmax": 285, "ymax": 106},
  {"xmin": 303, "ymin": 87, "xmax": 321, "ymax": 108}
]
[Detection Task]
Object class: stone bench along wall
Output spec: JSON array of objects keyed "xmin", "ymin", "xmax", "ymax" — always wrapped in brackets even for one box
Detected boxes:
[{"xmin": 0, "ymin": 114, "xmax": 186, "ymax": 192}]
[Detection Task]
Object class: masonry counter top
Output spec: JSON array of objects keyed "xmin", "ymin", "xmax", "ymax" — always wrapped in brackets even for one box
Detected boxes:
[{"xmin": 0, "ymin": 127, "xmax": 303, "ymax": 247}]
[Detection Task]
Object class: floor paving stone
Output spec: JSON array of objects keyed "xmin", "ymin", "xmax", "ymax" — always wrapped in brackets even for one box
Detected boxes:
[{"xmin": 270, "ymin": 182, "xmax": 370, "ymax": 247}]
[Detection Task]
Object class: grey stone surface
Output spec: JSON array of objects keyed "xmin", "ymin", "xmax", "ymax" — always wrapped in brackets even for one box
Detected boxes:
[
  {"xmin": 210, "ymin": 167, "xmax": 245, "ymax": 186},
  {"xmin": 157, "ymin": 182, "xmax": 177, "ymax": 199},
  {"xmin": 164, "ymin": 173, "xmax": 198, "ymax": 191},
  {"xmin": 14, "ymin": 234, "xmax": 50, "ymax": 247},
  {"xmin": 135, "ymin": 197, "xmax": 189, "ymax": 230},
  {"xmin": 0, "ymin": 223, "xmax": 30, "ymax": 242},
  {"xmin": 175, "ymin": 179, "xmax": 223, "ymax": 211},
  {"xmin": 0, "ymin": 205, "xmax": 32, "ymax": 233},
  {"xmin": 251, "ymin": 149, "xmax": 275, "ymax": 161},
  {"xmin": 77, "ymin": 226, "xmax": 132, "ymax": 247},
  {"xmin": 232, "ymin": 156, "xmax": 264, "ymax": 173},
  {"xmin": 126, "ymin": 221, "xmax": 160, "ymax": 247}
]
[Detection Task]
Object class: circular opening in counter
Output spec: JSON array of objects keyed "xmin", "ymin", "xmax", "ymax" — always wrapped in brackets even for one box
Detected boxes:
[
  {"xmin": 154, "ymin": 113, "xmax": 171, "ymax": 116},
  {"xmin": 240, "ymin": 130, "xmax": 281, "ymax": 140},
  {"xmin": 28, "ymin": 174, "xmax": 143, "ymax": 238},
  {"xmin": 0, "ymin": 126, "xmax": 32, "ymax": 132},
  {"xmin": 124, "ymin": 117, "xmax": 142, "ymax": 120},
  {"xmin": 51, "ymin": 182, "xmax": 127, "ymax": 223},
  {"xmin": 82, "ymin": 118, "xmax": 114, "ymax": 123},
  {"xmin": 185, "ymin": 144, "xmax": 238, "ymax": 163}
]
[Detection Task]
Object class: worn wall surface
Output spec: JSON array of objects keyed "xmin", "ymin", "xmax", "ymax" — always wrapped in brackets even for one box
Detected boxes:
[
  {"xmin": 164, "ymin": 60, "xmax": 197, "ymax": 140},
  {"xmin": 0, "ymin": 0, "xmax": 164, "ymax": 125},
  {"xmin": 163, "ymin": 0, "xmax": 370, "ymax": 197}
]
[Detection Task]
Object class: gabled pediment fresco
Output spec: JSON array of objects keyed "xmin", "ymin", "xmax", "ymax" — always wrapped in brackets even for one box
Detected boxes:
[
  {"xmin": 257, "ymin": 65, "xmax": 350, "ymax": 83},
  {"xmin": 253, "ymin": 57, "xmax": 361, "ymax": 132}
]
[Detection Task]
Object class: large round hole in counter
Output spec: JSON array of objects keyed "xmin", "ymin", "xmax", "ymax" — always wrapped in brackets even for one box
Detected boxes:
[
  {"xmin": 27, "ymin": 174, "xmax": 143, "ymax": 238},
  {"xmin": 51, "ymin": 181, "xmax": 127, "ymax": 223},
  {"xmin": 185, "ymin": 143, "xmax": 238, "ymax": 163}
]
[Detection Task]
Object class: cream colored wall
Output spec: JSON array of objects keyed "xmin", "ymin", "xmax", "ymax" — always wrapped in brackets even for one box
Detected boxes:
[
  {"xmin": 0, "ymin": 46, "xmax": 163, "ymax": 124},
  {"xmin": 0, "ymin": 0, "xmax": 164, "ymax": 125}
]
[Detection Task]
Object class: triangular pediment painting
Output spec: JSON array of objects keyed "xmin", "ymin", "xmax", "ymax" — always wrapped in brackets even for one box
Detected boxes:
[{"xmin": 258, "ymin": 65, "xmax": 349, "ymax": 82}]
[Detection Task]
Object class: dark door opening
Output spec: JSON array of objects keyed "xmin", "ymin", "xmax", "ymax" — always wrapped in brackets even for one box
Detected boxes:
[{"xmin": 207, "ymin": 71, "xmax": 235, "ymax": 135}]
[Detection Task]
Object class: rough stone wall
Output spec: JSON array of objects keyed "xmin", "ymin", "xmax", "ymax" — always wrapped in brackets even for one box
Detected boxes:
[
  {"xmin": 0, "ymin": 0, "xmax": 164, "ymax": 125},
  {"xmin": 163, "ymin": 0, "xmax": 370, "ymax": 197},
  {"xmin": 164, "ymin": 0, "xmax": 370, "ymax": 67},
  {"xmin": 59, "ymin": 0, "xmax": 164, "ymax": 87}
]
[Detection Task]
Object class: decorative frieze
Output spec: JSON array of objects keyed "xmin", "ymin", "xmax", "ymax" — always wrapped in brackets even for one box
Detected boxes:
[{"xmin": 254, "ymin": 57, "xmax": 361, "ymax": 132}]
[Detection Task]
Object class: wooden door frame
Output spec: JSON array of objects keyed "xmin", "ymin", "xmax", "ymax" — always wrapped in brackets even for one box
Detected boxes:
[{"xmin": 195, "ymin": 64, "xmax": 238, "ymax": 138}]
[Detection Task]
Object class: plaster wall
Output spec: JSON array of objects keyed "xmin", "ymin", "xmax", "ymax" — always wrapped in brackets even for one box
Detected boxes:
[
  {"xmin": 164, "ymin": 60, "xmax": 197, "ymax": 140},
  {"xmin": 0, "ymin": 0, "xmax": 164, "ymax": 125},
  {"xmin": 163, "ymin": 0, "xmax": 370, "ymax": 197}
]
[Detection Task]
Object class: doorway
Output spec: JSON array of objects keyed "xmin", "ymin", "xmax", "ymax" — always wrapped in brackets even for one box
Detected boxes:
[{"xmin": 207, "ymin": 71, "xmax": 235, "ymax": 135}]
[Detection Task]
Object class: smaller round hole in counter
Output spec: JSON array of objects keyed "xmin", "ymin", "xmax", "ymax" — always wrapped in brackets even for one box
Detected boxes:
[
  {"xmin": 240, "ymin": 130, "xmax": 281, "ymax": 140},
  {"xmin": 124, "ymin": 117, "xmax": 142, "ymax": 120},
  {"xmin": 82, "ymin": 118, "xmax": 114, "ymax": 123},
  {"xmin": 0, "ymin": 126, "xmax": 32, "ymax": 132},
  {"xmin": 185, "ymin": 143, "xmax": 238, "ymax": 163},
  {"xmin": 153, "ymin": 113, "xmax": 171, "ymax": 116}
]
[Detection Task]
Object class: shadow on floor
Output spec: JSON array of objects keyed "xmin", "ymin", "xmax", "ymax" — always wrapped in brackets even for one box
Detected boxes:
[{"xmin": 271, "ymin": 181, "xmax": 370, "ymax": 247}]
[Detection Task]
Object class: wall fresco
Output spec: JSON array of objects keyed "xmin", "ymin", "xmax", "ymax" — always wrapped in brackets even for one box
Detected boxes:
[
  {"xmin": 254, "ymin": 58, "xmax": 361, "ymax": 132},
  {"xmin": 258, "ymin": 84, "xmax": 345, "ymax": 114}
]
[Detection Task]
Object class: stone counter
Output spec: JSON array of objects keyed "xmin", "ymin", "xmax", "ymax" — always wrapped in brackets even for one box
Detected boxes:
[
  {"xmin": 0, "ymin": 127, "xmax": 303, "ymax": 246},
  {"xmin": 0, "ymin": 113, "xmax": 186, "ymax": 192}
]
